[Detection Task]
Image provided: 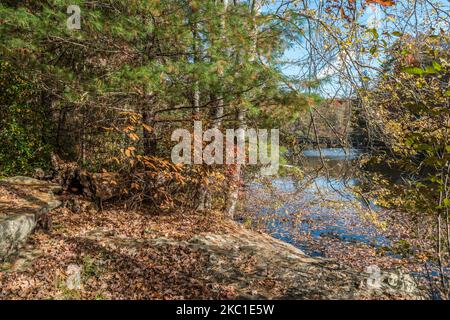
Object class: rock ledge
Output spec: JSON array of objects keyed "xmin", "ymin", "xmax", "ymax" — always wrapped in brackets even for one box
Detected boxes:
[{"xmin": 0, "ymin": 177, "xmax": 62, "ymax": 261}]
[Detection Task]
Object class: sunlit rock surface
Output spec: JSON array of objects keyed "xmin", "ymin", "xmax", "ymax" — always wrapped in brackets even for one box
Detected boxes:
[
  {"xmin": 0, "ymin": 177, "xmax": 61, "ymax": 261},
  {"xmin": 84, "ymin": 223, "xmax": 423, "ymax": 299}
]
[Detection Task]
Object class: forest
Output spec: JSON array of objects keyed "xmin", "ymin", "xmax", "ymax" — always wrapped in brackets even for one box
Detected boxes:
[{"xmin": 0, "ymin": 0, "xmax": 449, "ymax": 301}]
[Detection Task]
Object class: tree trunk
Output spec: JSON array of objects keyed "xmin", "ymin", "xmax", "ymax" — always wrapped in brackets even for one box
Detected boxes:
[
  {"xmin": 225, "ymin": 0, "xmax": 258, "ymax": 218},
  {"xmin": 213, "ymin": 0, "xmax": 228, "ymax": 127}
]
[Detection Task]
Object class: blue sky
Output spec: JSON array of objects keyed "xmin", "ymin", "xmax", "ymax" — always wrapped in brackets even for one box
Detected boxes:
[{"xmin": 263, "ymin": 0, "xmax": 450, "ymax": 98}]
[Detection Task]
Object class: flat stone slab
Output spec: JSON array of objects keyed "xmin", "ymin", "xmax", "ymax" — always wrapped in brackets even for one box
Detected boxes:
[
  {"xmin": 81, "ymin": 224, "xmax": 423, "ymax": 299},
  {"xmin": 0, "ymin": 177, "xmax": 62, "ymax": 261}
]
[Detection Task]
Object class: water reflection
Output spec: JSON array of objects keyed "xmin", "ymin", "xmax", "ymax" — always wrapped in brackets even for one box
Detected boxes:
[
  {"xmin": 241, "ymin": 148, "xmax": 390, "ymax": 257},
  {"xmin": 302, "ymin": 148, "xmax": 360, "ymax": 160}
]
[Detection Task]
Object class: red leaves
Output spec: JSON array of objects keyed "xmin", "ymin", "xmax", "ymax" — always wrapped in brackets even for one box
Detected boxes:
[{"xmin": 325, "ymin": 0, "xmax": 396, "ymax": 23}]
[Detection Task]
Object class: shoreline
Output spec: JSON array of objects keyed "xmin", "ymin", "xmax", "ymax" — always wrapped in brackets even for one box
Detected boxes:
[{"xmin": 1, "ymin": 177, "xmax": 424, "ymax": 299}]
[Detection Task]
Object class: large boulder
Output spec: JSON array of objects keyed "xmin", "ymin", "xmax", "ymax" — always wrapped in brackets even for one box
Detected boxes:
[
  {"xmin": 81, "ymin": 222, "xmax": 424, "ymax": 299},
  {"xmin": 0, "ymin": 177, "xmax": 62, "ymax": 261},
  {"xmin": 0, "ymin": 213, "xmax": 36, "ymax": 261}
]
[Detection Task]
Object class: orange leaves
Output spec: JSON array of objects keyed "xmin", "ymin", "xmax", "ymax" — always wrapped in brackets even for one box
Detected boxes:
[
  {"xmin": 128, "ymin": 132, "xmax": 139, "ymax": 141},
  {"xmin": 174, "ymin": 162, "xmax": 184, "ymax": 170},
  {"xmin": 123, "ymin": 146, "xmax": 135, "ymax": 158},
  {"xmin": 366, "ymin": 0, "xmax": 396, "ymax": 6},
  {"xmin": 339, "ymin": 7, "xmax": 347, "ymax": 19},
  {"xmin": 119, "ymin": 111, "xmax": 142, "ymax": 123},
  {"xmin": 325, "ymin": 0, "xmax": 396, "ymax": 23},
  {"xmin": 142, "ymin": 123, "xmax": 152, "ymax": 132},
  {"xmin": 108, "ymin": 111, "xmax": 191, "ymax": 210},
  {"xmin": 117, "ymin": 113, "xmax": 152, "ymax": 146},
  {"xmin": 123, "ymin": 125, "xmax": 136, "ymax": 133}
]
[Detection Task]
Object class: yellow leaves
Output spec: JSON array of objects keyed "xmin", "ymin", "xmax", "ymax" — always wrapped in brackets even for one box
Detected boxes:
[
  {"xmin": 124, "ymin": 147, "xmax": 136, "ymax": 157},
  {"xmin": 159, "ymin": 72, "xmax": 166, "ymax": 83},
  {"xmin": 149, "ymin": 2, "xmax": 160, "ymax": 17},
  {"xmin": 216, "ymin": 60, "xmax": 226, "ymax": 75},
  {"xmin": 167, "ymin": 65, "xmax": 176, "ymax": 74},
  {"xmin": 387, "ymin": 15, "xmax": 396, "ymax": 22},
  {"xmin": 208, "ymin": 170, "xmax": 225, "ymax": 182}
]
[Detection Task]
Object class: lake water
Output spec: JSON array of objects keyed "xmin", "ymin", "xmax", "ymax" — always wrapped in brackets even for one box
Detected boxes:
[
  {"xmin": 240, "ymin": 148, "xmax": 391, "ymax": 257},
  {"xmin": 239, "ymin": 148, "xmax": 448, "ymax": 298}
]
